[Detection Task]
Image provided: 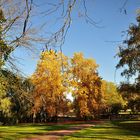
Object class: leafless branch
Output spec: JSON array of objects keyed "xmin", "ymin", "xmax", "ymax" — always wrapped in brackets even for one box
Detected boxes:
[
  {"xmin": 0, "ymin": 0, "xmax": 100, "ymax": 72},
  {"xmin": 120, "ymin": 0, "xmax": 128, "ymax": 14}
]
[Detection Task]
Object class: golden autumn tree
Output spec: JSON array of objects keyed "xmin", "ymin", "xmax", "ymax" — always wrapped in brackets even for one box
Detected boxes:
[
  {"xmin": 101, "ymin": 80, "xmax": 126, "ymax": 115},
  {"xmin": 31, "ymin": 50, "xmax": 68, "ymax": 122},
  {"xmin": 71, "ymin": 53, "xmax": 102, "ymax": 119}
]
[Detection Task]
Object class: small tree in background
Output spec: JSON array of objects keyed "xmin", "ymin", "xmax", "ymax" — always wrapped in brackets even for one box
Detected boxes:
[{"xmin": 101, "ymin": 81, "xmax": 125, "ymax": 116}]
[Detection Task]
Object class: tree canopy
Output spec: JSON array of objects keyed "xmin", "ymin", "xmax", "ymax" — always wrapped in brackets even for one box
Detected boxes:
[
  {"xmin": 71, "ymin": 52, "xmax": 102, "ymax": 119},
  {"xmin": 117, "ymin": 14, "xmax": 140, "ymax": 113}
]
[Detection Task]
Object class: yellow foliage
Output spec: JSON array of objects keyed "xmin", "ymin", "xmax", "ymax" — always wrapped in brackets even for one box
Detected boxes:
[
  {"xmin": 31, "ymin": 50, "xmax": 68, "ymax": 117},
  {"xmin": 71, "ymin": 53, "xmax": 102, "ymax": 118},
  {"xmin": 0, "ymin": 75, "xmax": 12, "ymax": 116},
  {"xmin": 101, "ymin": 80, "xmax": 126, "ymax": 109}
]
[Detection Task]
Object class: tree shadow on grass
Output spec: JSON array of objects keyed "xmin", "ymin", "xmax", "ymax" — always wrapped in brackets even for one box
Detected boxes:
[
  {"xmin": 64, "ymin": 123, "xmax": 140, "ymax": 140},
  {"xmin": 111, "ymin": 121, "xmax": 140, "ymax": 132}
]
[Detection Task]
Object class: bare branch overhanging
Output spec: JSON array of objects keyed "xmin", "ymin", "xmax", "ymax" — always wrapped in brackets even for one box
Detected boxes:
[{"xmin": 0, "ymin": 0, "xmax": 99, "ymax": 71}]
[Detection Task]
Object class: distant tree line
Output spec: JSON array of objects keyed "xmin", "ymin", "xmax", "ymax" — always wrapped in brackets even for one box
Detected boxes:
[{"xmin": 0, "ymin": 49, "xmax": 126, "ymax": 124}]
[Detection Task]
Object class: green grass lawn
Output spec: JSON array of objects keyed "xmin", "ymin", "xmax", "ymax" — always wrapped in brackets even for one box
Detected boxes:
[
  {"xmin": 0, "ymin": 123, "xmax": 72, "ymax": 140},
  {"xmin": 63, "ymin": 121, "xmax": 140, "ymax": 140},
  {"xmin": 0, "ymin": 121, "xmax": 140, "ymax": 140}
]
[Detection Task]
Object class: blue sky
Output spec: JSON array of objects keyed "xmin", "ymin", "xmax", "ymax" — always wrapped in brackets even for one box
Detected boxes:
[{"xmin": 13, "ymin": 0, "xmax": 140, "ymax": 84}]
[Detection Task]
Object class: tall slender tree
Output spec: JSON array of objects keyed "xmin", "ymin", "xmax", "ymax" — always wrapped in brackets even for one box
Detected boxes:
[
  {"xmin": 71, "ymin": 53, "xmax": 102, "ymax": 119},
  {"xmin": 31, "ymin": 50, "xmax": 69, "ymax": 122}
]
